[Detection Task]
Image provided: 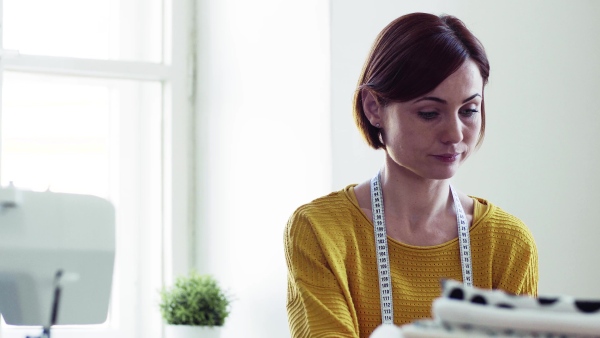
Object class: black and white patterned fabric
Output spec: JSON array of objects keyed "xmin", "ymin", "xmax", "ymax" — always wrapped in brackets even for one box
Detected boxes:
[
  {"xmin": 411, "ymin": 280, "xmax": 600, "ymax": 337},
  {"xmin": 370, "ymin": 280, "xmax": 600, "ymax": 338}
]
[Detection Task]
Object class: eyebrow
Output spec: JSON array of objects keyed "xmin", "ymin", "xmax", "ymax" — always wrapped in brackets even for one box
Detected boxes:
[{"xmin": 415, "ymin": 93, "xmax": 481, "ymax": 104}]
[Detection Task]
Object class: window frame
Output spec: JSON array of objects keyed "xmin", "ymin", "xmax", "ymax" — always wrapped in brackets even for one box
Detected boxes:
[{"xmin": 0, "ymin": 0, "xmax": 195, "ymax": 337}]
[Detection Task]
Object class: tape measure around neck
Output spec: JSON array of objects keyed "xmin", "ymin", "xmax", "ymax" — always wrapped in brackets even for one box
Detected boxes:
[{"xmin": 370, "ymin": 173, "xmax": 473, "ymax": 325}]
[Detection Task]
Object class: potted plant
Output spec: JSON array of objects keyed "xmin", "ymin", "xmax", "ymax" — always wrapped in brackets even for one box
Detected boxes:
[{"xmin": 159, "ymin": 270, "xmax": 231, "ymax": 338}]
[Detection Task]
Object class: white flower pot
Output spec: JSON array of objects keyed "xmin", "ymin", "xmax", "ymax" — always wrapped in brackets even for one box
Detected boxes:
[{"xmin": 165, "ymin": 324, "xmax": 222, "ymax": 338}]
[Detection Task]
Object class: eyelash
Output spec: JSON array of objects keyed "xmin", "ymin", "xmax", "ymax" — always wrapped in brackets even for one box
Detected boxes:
[
  {"xmin": 418, "ymin": 112, "xmax": 439, "ymax": 120},
  {"xmin": 460, "ymin": 108, "xmax": 479, "ymax": 118},
  {"xmin": 417, "ymin": 109, "xmax": 479, "ymax": 120}
]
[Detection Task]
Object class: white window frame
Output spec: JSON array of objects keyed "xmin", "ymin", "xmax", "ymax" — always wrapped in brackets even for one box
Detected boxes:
[{"xmin": 0, "ymin": 0, "xmax": 196, "ymax": 337}]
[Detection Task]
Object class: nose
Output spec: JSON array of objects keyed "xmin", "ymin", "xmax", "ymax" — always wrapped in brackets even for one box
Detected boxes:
[{"xmin": 440, "ymin": 114, "xmax": 463, "ymax": 145}]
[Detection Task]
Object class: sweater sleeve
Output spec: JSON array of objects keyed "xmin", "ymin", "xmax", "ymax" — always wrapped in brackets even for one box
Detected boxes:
[
  {"xmin": 516, "ymin": 238, "xmax": 539, "ymax": 297},
  {"xmin": 284, "ymin": 208, "xmax": 359, "ymax": 338},
  {"xmin": 492, "ymin": 216, "xmax": 539, "ymax": 297}
]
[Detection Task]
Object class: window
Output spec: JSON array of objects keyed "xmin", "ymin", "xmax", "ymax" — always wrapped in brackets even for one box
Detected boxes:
[{"xmin": 0, "ymin": 1, "xmax": 193, "ymax": 337}]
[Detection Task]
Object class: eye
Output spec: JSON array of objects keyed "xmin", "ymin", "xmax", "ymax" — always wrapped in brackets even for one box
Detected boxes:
[
  {"xmin": 460, "ymin": 108, "xmax": 479, "ymax": 118},
  {"xmin": 418, "ymin": 111, "xmax": 439, "ymax": 120}
]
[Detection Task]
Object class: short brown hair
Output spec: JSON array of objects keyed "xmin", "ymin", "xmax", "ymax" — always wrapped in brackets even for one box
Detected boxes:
[{"xmin": 353, "ymin": 13, "xmax": 490, "ymax": 149}]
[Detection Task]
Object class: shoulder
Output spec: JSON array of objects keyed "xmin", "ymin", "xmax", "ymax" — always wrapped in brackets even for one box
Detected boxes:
[
  {"xmin": 471, "ymin": 197, "xmax": 536, "ymax": 248},
  {"xmin": 284, "ymin": 185, "xmax": 366, "ymax": 247},
  {"xmin": 287, "ymin": 185, "xmax": 359, "ymax": 229},
  {"xmin": 284, "ymin": 185, "xmax": 366, "ymax": 266},
  {"xmin": 470, "ymin": 197, "xmax": 538, "ymax": 294},
  {"xmin": 470, "ymin": 197, "xmax": 537, "ymax": 255},
  {"xmin": 286, "ymin": 187, "xmax": 349, "ymax": 238}
]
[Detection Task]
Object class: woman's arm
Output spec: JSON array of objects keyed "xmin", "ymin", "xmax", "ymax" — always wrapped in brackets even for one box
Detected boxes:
[
  {"xmin": 284, "ymin": 210, "xmax": 359, "ymax": 338},
  {"xmin": 492, "ymin": 219, "xmax": 539, "ymax": 297}
]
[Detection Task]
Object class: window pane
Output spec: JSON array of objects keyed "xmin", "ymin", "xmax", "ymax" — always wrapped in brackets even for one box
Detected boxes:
[
  {"xmin": 1, "ymin": 72, "xmax": 164, "ymax": 337},
  {"xmin": 3, "ymin": 0, "xmax": 162, "ymax": 63},
  {"xmin": 1, "ymin": 73, "xmax": 112, "ymax": 196}
]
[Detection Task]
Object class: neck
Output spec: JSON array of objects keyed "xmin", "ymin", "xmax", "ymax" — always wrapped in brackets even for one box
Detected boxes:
[{"xmin": 378, "ymin": 162, "xmax": 453, "ymax": 228}]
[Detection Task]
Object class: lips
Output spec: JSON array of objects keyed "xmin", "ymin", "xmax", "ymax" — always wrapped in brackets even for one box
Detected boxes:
[{"xmin": 432, "ymin": 153, "xmax": 460, "ymax": 162}]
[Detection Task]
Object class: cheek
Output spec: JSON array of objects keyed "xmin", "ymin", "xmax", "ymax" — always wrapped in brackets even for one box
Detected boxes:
[
  {"xmin": 383, "ymin": 125, "xmax": 422, "ymax": 152},
  {"xmin": 464, "ymin": 119, "xmax": 482, "ymax": 143}
]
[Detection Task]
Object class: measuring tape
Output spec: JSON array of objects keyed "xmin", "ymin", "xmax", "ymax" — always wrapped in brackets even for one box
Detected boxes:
[
  {"xmin": 370, "ymin": 172, "xmax": 473, "ymax": 325},
  {"xmin": 451, "ymin": 182, "xmax": 473, "ymax": 287}
]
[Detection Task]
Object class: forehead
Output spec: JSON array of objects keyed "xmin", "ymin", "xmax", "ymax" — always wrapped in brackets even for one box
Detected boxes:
[{"xmin": 423, "ymin": 60, "xmax": 484, "ymax": 101}]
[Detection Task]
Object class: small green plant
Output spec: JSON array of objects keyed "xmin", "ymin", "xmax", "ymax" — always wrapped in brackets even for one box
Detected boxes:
[{"xmin": 159, "ymin": 271, "xmax": 231, "ymax": 326}]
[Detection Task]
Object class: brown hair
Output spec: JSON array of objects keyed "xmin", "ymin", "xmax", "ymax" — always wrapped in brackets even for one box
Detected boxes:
[{"xmin": 353, "ymin": 13, "xmax": 490, "ymax": 149}]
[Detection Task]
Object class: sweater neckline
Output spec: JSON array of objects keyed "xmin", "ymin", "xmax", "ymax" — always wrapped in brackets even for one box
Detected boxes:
[{"xmin": 343, "ymin": 184, "xmax": 492, "ymax": 249}]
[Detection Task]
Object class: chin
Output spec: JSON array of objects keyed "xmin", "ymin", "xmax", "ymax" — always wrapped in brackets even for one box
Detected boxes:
[
  {"xmin": 431, "ymin": 163, "xmax": 463, "ymax": 180},
  {"xmin": 431, "ymin": 174, "xmax": 456, "ymax": 180},
  {"xmin": 397, "ymin": 161, "xmax": 460, "ymax": 180},
  {"xmin": 423, "ymin": 169, "xmax": 458, "ymax": 180}
]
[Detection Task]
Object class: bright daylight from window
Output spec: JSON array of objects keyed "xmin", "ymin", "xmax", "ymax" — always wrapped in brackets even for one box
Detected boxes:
[{"xmin": 1, "ymin": 0, "xmax": 165, "ymax": 338}]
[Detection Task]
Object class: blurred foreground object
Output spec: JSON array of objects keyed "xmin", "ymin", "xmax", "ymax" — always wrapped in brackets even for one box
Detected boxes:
[{"xmin": 0, "ymin": 184, "xmax": 115, "ymax": 327}]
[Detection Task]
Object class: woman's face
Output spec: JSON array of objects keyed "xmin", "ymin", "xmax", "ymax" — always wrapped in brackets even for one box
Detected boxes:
[{"xmin": 379, "ymin": 60, "xmax": 483, "ymax": 180}]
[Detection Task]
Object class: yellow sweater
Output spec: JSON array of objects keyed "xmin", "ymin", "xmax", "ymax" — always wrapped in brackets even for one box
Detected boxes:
[{"xmin": 284, "ymin": 185, "xmax": 538, "ymax": 338}]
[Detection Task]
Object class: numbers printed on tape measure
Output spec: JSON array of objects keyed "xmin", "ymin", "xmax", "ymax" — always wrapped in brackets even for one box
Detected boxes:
[
  {"xmin": 371, "ymin": 174, "xmax": 394, "ymax": 325},
  {"xmin": 370, "ymin": 172, "xmax": 473, "ymax": 325},
  {"xmin": 451, "ymin": 185, "xmax": 473, "ymax": 288}
]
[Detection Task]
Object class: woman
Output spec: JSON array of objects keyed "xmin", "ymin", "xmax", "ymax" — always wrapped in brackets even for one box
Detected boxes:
[{"xmin": 284, "ymin": 12, "xmax": 538, "ymax": 337}]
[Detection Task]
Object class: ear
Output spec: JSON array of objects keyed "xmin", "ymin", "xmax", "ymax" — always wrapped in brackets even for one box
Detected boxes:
[{"xmin": 361, "ymin": 89, "xmax": 383, "ymax": 127}]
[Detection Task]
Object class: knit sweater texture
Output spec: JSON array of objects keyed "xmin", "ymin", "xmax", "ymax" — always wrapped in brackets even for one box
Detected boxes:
[{"xmin": 284, "ymin": 185, "xmax": 538, "ymax": 338}]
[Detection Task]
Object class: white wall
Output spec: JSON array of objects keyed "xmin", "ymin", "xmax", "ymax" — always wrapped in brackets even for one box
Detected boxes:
[
  {"xmin": 195, "ymin": 0, "xmax": 330, "ymax": 337},
  {"xmin": 331, "ymin": 0, "xmax": 600, "ymax": 297}
]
